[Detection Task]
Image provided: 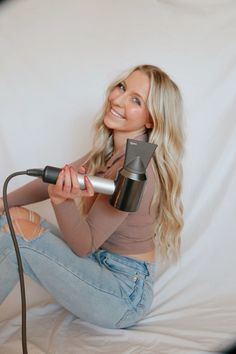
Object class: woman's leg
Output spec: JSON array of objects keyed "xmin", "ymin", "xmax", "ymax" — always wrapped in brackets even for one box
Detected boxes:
[
  {"xmin": 5, "ymin": 206, "xmax": 41, "ymax": 224},
  {"xmin": 0, "ymin": 210, "xmax": 154, "ymax": 328},
  {"xmin": 0, "ymin": 209, "xmax": 45, "ymax": 303},
  {"xmin": 1, "ymin": 206, "xmax": 44, "ymax": 240}
]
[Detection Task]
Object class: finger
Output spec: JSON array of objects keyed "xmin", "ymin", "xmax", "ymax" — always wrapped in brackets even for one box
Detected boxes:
[
  {"xmin": 78, "ymin": 165, "xmax": 86, "ymax": 174},
  {"xmin": 63, "ymin": 165, "xmax": 72, "ymax": 193},
  {"xmin": 55, "ymin": 169, "xmax": 65, "ymax": 191},
  {"xmin": 70, "ymin": 166, "xmax": 81, "ymax": 195},
  {"xmin": 83, "ymin": 176, "xmax": 94, "ymax": 197}
]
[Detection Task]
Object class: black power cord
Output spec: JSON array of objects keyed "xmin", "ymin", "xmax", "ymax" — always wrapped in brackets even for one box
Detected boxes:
[
  {"xmin": 2, "ymin": 171, "xmax": 29, "ymax": 354},
  {"xmin": 2, "ymin": 168, "xmax": 44, "ymax": 354}
]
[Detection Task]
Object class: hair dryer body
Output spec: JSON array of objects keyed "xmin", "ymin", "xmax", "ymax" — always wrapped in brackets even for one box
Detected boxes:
[{"xmin": 29, "ymin": 139, "xmax": 157, "ymax": 212}]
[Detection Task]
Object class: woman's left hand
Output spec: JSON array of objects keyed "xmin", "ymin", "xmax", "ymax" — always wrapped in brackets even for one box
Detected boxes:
[{"xmin": 48, "ymin": 165, "xmax": 94, "ymax": 205}]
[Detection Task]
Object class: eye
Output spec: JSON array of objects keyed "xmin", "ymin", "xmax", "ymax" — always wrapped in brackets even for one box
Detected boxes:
[
  {"xmin": 117, "ymin": 82, "xmax": 125, "ymax": 92},
  {"xmin": 132, "ymin": 97, "xmax": 141, "ymax": 106}
]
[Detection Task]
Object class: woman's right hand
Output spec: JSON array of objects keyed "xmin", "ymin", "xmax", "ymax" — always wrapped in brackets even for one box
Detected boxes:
[{"xmin": 48, "ymin": 164, "xmax": 94, "ymax": 205}]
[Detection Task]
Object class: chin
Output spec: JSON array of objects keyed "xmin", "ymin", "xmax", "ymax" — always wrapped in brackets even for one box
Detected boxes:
[{"xmin": 103, "ymin": 115, "xmax": 119, "ymax": 130}]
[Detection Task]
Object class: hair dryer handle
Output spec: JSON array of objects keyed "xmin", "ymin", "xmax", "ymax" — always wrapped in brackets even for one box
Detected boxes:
[{"xmin": 41, "ymin": 166, "xmax": 115, "ymax": 195}]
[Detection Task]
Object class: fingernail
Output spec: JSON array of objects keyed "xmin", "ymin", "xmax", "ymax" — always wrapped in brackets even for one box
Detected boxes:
[{"xmin": 84, "ymin": 176, "xmax": 90, "ymax": 184}]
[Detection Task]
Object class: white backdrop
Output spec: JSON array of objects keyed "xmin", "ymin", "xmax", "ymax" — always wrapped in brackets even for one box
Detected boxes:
[{"xmin": 0, "ymin": 1, "xmax": 236, "ymax": 353}]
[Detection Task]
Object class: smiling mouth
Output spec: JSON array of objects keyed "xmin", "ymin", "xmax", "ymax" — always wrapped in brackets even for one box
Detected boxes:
[{"xmin": 110, "ymin": 108, "xmax": 125, "ymax": 119}]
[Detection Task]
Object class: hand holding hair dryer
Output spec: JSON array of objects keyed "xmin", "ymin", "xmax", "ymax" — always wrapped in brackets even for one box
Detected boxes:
[{"xmin": 28, "ymin": 139, "xmax": 157, "ymax": 212}]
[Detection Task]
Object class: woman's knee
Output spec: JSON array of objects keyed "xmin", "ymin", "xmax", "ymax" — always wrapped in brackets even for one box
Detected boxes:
[
  {"xmin": 9, "ymin": 206, "xmax": 41, "ymax": 224},
  {"xmin": 2, "ymin": 219, "xmax": 45, "ymax": 240}
]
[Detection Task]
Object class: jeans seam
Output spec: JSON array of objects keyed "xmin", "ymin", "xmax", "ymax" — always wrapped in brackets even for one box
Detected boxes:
[{"xmin": 18, "ymin": 246, "xmax": 123, "ymax": 299}]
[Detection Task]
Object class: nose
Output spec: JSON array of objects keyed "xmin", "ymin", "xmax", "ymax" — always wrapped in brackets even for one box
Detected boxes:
[{"xmin": 111, "ymin": 91, "xmax": 127, "ymax": 107}]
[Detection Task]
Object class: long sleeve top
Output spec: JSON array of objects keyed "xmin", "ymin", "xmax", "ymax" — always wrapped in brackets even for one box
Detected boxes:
[{"xmin": 6, "ymin": 134, "xmax": 160, "ymax": 257}]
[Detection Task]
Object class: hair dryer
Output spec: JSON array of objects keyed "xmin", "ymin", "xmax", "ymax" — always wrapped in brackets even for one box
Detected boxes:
[{"xmin": 28, "ymin": 139, "xmax": 157, "ymax": 212}]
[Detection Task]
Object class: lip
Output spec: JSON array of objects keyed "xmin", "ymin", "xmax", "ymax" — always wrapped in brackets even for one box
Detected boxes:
[{"xmin": 110, "ymin": 107, "xmax": 125, "ymax": 119}]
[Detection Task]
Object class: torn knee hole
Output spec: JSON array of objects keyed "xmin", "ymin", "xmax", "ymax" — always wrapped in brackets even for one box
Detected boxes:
[
  {"xmin": 9, "ymin": 206, "xmax": 41, "ymax": 224},
  {"xmin": 2, "ymin": 219, "xmax": 45, "ymax": 240}
]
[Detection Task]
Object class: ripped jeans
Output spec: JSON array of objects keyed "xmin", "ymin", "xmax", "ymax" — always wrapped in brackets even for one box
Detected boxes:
[{"xmin": 0, "ymin": 214, "xmax": 155, "ymax": 328}]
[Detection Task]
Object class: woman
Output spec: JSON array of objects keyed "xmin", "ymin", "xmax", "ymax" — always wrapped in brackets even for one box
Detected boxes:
[{"xmin": 0, "ymin": 64, "xmax": 184, "ymax": 328}]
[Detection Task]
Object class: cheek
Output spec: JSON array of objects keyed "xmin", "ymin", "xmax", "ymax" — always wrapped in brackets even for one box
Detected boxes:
[
  {"xmin": 127, "ymin": 106, "xmax": 148, "ymax": 122},
  {"xmin": 105, "ymin": 94, "xmax": 112, "ymax": 113},
  {"xmin": 108, "ymin": 88, "xmax": 119, "ymax": 102}
]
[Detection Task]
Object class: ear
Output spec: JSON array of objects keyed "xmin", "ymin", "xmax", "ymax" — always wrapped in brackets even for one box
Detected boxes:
[
  {"xmin": 145, "ymin": 114, "xmax": 153, "ymax": 129},
  {"xmin": 145, "ymin": 122, "xmax": 153, "ymax": 129},
  {"xmin": 145, "ymin": 113, "xmax": 153, "ymax": 129}
]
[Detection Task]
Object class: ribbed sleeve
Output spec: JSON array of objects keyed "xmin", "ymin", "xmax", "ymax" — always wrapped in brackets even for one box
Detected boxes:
[{"xmin": 52, "ymin": 194, "xmax": 128, "ymax": 257}]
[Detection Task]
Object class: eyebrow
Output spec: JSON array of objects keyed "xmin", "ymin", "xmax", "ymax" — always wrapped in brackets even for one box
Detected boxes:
[{"xmin": 122, "ymin": 80, "xmax": 145, "ymax": 102}]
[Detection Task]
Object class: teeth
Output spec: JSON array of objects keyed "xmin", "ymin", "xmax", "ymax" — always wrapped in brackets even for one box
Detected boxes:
[{"xmin": 110, "ymin": 108, "xmax": 124, "ymax": 119}]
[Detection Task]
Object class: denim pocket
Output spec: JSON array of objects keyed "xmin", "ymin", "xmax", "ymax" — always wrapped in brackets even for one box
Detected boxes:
[
  {"xmin": 102, "ymin": 256, "xmax": 145, "ymax": 307},
  {"xmin": 115, "ymin": 279, "xmax": 154, "ymax": 328}
]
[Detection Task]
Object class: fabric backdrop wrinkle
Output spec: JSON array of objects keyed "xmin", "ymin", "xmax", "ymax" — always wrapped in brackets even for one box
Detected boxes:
[{"xmin": 0, "ymin": 1, "xmax": 236, "ymax": 353}]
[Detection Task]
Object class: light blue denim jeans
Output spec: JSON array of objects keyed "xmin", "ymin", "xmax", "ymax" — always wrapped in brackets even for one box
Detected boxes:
[{"xmin": 0, "ymin": 214, "xmax": 155, "ymax": 329}]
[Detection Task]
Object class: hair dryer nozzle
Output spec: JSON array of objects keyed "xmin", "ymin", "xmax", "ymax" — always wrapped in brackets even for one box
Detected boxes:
[
  {"xmin": 110, "ymin": 139, "xmax": 157, "ymax": 212},
  {"xmin": 124, "ymin": 139, "xmax": 157, "ymax": 171}
]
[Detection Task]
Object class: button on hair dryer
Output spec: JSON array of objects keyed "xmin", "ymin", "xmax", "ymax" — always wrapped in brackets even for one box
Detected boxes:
[{"xmin": 28, "ymin": 139, "xmax": 157, "ymax": 212}]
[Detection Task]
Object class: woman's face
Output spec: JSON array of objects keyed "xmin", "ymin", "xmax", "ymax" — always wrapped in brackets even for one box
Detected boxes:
[{"xmin": 103, "ymin": 70, "xmax": 152, "ymax": 137}]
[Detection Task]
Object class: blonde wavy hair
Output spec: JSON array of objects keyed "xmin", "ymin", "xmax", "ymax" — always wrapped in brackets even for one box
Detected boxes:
[{"xmin": 81, "ymin": 64, "xmax": 184, "ymax": 260}]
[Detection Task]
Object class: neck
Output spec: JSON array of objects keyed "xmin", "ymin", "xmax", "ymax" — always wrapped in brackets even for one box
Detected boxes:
[{"xmin": 113, "ymin": 133, "xmax": 127, "ymax": 154}]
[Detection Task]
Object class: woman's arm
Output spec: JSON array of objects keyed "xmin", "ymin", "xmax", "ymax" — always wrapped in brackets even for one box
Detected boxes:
[
  {"xmin": 3, "ymin": 179, "xmax": 50, "ymax": 208},
  {"xmin": 52, "ymin": 194, "xmax": 128, "ymax": 257},
  {"xmin": 49, "ymin": 161, "xmax": 129, "ymax": 257},
  {"xmin": 1, "ymin": 155, "xmax": 89, "ymax": 209},
  {"xmin": 50, "ymin": 158, "xmax": 157, "ymax": 257}
]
